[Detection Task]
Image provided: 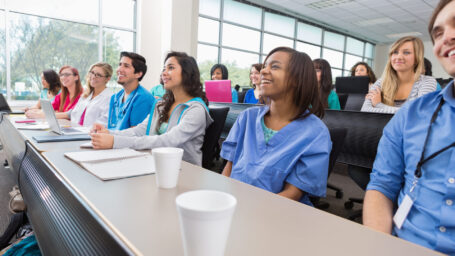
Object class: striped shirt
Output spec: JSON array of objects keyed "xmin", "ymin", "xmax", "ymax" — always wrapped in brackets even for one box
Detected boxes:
[{"xmin": 361, "ymin": 75, "xmax": 437, "ymax": 114}]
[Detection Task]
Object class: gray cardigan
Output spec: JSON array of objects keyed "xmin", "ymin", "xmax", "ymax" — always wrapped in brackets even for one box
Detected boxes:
[
  {"xmin": 361, "ymin": 75, "xmax": 437, "ymax": 114},
  {"xmin": 111, "ymin": 99, "xmax": 213, "ymax": 166}
]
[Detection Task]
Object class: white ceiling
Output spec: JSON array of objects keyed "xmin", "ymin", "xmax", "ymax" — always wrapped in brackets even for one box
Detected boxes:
[{"xmin": 249, "ymin": 0, "xmax": 440, "ymax": 44}]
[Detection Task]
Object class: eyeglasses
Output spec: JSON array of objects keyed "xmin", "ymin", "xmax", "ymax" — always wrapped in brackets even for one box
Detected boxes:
[
  {"xmin": 60, "ymin": 73, "xmax": 74, "ymax": 78},
  {"xmin": 89, "ymin": 71, "xmax": 107, "ymax": 78}
]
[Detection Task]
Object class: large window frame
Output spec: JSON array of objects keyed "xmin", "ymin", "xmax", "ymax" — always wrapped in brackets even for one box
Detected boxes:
[
  {"xmin": 0, "ymin": 0, "xmax": 137, "ymax": 101},
  {"xmin": 198, "ymin": 0, "xmax": 375, "ymax": 85}
]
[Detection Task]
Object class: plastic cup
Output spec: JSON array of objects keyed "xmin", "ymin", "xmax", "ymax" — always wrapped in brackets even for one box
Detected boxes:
[
  {"xmin": 152, "ymin": 147, "xmax": 184, "ymax": 189},
  {"xmin": 176, "ymin": 190, "xmax": 237, "ymax": 256}
]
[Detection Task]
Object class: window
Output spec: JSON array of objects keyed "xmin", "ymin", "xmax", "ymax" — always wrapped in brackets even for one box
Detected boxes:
[
  {"xmin": 344, "ymin": 54, "xmax": 363, "ymax": 72},
  {"xmin": 223, "ymin": 0, "xmax": 261, "ymax": 29},
  {"xmin": 198, "ymin": 17, "xmax": 219, "ymax": 44},
  {"xmin": 221, "ymin": 49, "xmax": 259, "ymax": 86},
  {"xmin": 297, "ymin": 22, "xmax": 322, "ymax": 45},
  {"xmin": 199, "ymin": 0, "xmax": 221, "ymax": 19},
  {"xmin": 197, "ymin": 0, "xmax": 375, "ymax": 87},
  {"xmin": 324, "ymin": 31, "xmax": 345, "ymax": 51},
  {"xmin": 262, "ymin": 33, "xmax": 293, "ymax": 55},
  {"xmin": 9, "ymin": 14, "xmax": 99, "ymax": 100},
  {"xmin": 0, "ymin": 0, "xmax": 136, "ymax": 100},
  {"xmin": 222, "ymin": 23, "xmax": 260, "ymax": 52},
  {"xmin": 323, "ymin": 48, "xmax": 343, "ymax": 69},
  {"xmin": 0, "ymin": 11, "xmax": 5, "ymax": 96},
  {"xmin": 102, "ymin": 0, "xmax": 135, "ymax": 30},
  {"xmin": 296, "ymin": 42, "xmax": 320, "ymax": 60},
  {"xmin": 346, "ymin": 37, "xmax": 364, "ymax": 56},
  {"xmin": 197, "ymin": 44, "xmax": 218, "ymax": 82},
  {"xmin": 8, "ymin": 0, "xmax": 98, "ymax": 24}
]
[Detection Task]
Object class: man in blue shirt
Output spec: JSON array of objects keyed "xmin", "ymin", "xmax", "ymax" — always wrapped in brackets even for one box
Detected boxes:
[
  {"xmin": 363, "ymin": 1, "xmax": 455, "ymax": 254},
  {"xmin": 108, "ymin": 52, "xmax": 155, "ymax": 130}
]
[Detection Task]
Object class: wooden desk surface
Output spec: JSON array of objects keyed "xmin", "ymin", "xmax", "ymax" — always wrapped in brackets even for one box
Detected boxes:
[{"xmin": 42, "ymin": 150, "xmax": 442, "ymax": 256}]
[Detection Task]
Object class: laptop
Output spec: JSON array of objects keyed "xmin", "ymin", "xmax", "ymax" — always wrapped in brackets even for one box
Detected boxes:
[
  {"xmin": 335, "ymin": 76, "xmax": 370, "ymax": 94},
  {"xmin": 205, "ymin": 80, "xmax": 232, "ymax": 103},
  {"xmin": 41, "ymin": 99, "xmax": 89, "ymax": 135},
  {"xmin": 0, "ymin": 94, "xmax": 25, "ymax": 114}
]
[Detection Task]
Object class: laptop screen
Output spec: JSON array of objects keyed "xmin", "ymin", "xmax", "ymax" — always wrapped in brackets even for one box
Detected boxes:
[
  {"xmin": 0, "ymin": 94, "xmax": 12, "ymax": 112},
  {"xmin": 40, "ymin": 99, "xmax": 62, "ymax": 134},
  {"xmin": 205, "ymin": 80, "xmax": 232, "ymax": 103},
  {"xmin": 335, "ymin": 76, "xmax": 370, "ymax": 94}
]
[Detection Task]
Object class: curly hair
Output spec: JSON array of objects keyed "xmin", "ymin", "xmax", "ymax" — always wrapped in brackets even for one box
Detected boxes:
[
  {"xmin": 42, "ymin": 69, "xmax": 62, "ymax": 96},
  {"xmin": 350, "ymin": 62, "xmax": 377, "ymax": 84},
  {"xmin": 156, "ymin": 52, "xmax": 209, "ymax": 130}
]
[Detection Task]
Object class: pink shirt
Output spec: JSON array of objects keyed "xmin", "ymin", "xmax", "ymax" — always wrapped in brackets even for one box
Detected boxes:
[{"xmin": 52, "ymin": 92, "xmax": 82, "ymax": 112}]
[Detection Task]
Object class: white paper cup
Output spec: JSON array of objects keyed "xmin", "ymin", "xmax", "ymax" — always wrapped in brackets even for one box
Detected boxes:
[
  {"xmin": 176, "ymin": 190, "xmax": 237, "ymax": 256},
  {"xmin": 152, "ymin": 147, "xmax": 184, "ymax": 189}
]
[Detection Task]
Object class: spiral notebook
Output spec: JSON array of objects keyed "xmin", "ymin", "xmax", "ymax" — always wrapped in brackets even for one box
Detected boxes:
[{"xmin": 64, "ymin": 148, "xmax": 155, "ymax": 180}]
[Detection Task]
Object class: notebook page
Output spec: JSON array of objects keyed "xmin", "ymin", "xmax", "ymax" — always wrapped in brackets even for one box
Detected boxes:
[{"xmin": 65, "ymin": 148, "xmax": 147, "ymax": 163}]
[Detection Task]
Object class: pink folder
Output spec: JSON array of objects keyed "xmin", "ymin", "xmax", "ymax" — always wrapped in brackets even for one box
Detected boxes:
[{"xmin": 205, "ymin": 80, "xmax": 232, "ymax": 103}]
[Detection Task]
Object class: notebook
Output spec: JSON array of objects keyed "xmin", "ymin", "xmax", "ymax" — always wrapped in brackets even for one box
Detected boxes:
[
  {"xmin": 41, "ymin": 99, "xmax": 89, "ymax": 135},
  {"xmin": 205, "ymin": 80, "xmax": 232, "ymax": 103},
  {"xmin": 64, "ymin": 148, "xmax": 155, "ymax": 181},
  {"xmin": 0, "ymin": 94, "xmax": 25, "ymax": 114},
  {"xmin": 33, "ymin": 134, "xmax": 91, "ymax": 143}
]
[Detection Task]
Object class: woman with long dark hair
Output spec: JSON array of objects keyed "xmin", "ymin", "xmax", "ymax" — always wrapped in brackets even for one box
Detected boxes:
[
  {"xmin": 210, "ymin": 63, "xmax": 238, "ymax": 103},
  {"xmin": 25, "ymin": 69, "xmax": 62, "ymax": 111},
  {"xmin": 90, "ymin": 51, "xmax": 213, "ymax": 166},
  {"xmin": 313, "ymin": 59, "xmax": 340, "ymax": 110},
  {"xmin": 221, "ymin": 47, "xmax": 331, "ymax": 206}
]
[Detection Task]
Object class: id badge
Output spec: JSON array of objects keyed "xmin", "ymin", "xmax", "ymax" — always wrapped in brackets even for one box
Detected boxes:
[{"xmin": 393, "ymin": 194, "xmax": 414, "ymax": 229}]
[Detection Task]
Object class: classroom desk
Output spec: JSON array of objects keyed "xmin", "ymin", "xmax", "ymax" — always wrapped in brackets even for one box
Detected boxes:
[{"xmin": 0, "ymin": 114, "xmax": 444, "ymax": 256}]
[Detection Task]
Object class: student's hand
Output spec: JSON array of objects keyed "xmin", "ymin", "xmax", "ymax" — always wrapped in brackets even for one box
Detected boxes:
[
  {"xmin": 90, "ymin": 133, "xmax": 114, "ymax": 149},
  {"xmin": 25, "ymin": 109, "xmax": 44, "ymax": 119},
  {"xmin": 91, "ymin": 123, "xmax": 109, "ymax": 134},
  {"xmin": 366, "ymin": 88, "xmax": 382, "ymax": 107}
]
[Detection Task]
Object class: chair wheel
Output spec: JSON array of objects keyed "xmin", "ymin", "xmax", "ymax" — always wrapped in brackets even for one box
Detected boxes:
[
  {"xmin": 336, "ymin": 191, "xmax": 343, "ymax": 199},
  {"xmin": 344, "ymin": 201, "xmax": 354, "ymax": 209}
]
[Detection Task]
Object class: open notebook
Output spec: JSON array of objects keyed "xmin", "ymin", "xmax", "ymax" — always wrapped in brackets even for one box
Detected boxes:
[{"xmin": 64, "ymin": 148, "xmax": 155, "ymax": 181}]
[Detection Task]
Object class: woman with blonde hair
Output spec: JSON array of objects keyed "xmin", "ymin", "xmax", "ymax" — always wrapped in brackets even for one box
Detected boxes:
[
  {"xmin": 361, "ymin": 36, "xmax": 436, "ymax": 113},
  {"xmin": 53, "ymin": 62, "xmax": 113, "ymax": 126}
]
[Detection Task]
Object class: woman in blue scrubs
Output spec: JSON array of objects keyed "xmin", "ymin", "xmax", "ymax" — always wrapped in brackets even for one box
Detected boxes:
[{"xmin": 221, "ymin": 47, "xmax": 332, "ymax": 206}]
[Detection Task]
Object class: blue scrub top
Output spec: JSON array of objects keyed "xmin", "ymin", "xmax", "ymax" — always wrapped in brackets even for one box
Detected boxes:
[
  {"xmin": 221, "ymin": 106, "xmax": 331, "ymax": 206},
  {"xmin": 367, "ymin": 80, "xmax": 455, "ymax": 254},
  {"xmin": 108, "ymin": 85, "xmax": 155, "ymax": 130},
  {"xmin": 243, "ymin": 89, "xmax": 259, "ymax": 104}
]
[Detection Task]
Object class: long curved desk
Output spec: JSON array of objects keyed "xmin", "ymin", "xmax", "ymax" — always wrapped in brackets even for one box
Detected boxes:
[{"xmin": 0, "ymin": 113, "xmax": 443, "ymax": 255}]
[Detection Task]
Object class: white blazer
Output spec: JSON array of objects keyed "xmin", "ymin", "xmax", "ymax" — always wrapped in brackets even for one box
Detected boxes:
[{"xmin": 70, "ymin": 88, "xmax": 113, "ymax": 127}]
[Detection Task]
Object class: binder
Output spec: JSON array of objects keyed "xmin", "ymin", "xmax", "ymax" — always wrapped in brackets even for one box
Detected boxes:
[
  {"xmin": 64, "ymin": 148, "xmax": 155, "ymax": 180},
  {"xmin": 33, "ymin": 134, "xmax": 91, "ymax": 143}
]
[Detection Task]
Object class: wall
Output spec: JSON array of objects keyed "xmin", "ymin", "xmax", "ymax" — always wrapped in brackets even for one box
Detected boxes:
[
  {"xmin": 373, "ymin": 40, "xmax": 450, "ymax": 79},
  {"xmin": 137, "ymin": 0, "xmax": 199, "ymax": 90}
]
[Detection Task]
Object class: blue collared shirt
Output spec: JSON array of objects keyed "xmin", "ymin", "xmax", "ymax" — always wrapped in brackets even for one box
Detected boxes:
[
  {"xmin": 367, "ymin": 80, "xmax": 455, "ymax": 254},
  {"xmin": 108, "ymin": 85, "xmax": 155, "ymax": 130},
  {"xmin": 220, "ymin": 106, "xmax": 331, "ymax": 206}
]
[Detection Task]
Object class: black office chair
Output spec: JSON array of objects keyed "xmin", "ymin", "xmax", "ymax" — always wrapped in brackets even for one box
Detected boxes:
[
  {"xmin": 312, "ymin": 127, "xmax": 347, "ymax": 209},
  {"xmin": 343, "ymin": 94, "xmax": 366, "ymax": 111},
  {"xmin": 201, "ymin": 107, "xmax": 229, "ymax": 170},
  {"xmin": 344, "ymin": 165, "xmax": 372, "ymax": 220},
  {"xmin": 337, "ymin": 93, "xmax": 348, "ymax": 110},
  {"xmin": 237, "ymin": 90, "xmax": 247, "ymax": 103}
]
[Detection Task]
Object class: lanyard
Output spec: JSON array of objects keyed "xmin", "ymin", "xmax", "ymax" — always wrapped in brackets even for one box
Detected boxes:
[{"xmin": 410, "ymin": 97, "xmax": 455, "ymax": 192}]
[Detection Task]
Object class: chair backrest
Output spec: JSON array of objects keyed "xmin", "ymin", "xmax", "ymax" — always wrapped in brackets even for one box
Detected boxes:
[
  {"xmin": 343, "ymin": 94, "xmax": 366, "ymax": 111},
  {"xmin": 201, "ymin": 107, "xmax": 229, "ymax": 169},
  {"xmin": 323, "ymin": 110, "xmax": 393, "ymax": 169},
  {"xmin": 209, "ymin": 102, "xmax": 260, "ymax": 139},
  {"xmin": 337, "ymin": 93, "xmax": 348, "ymax": 110},
  {"xmin": 327, "ymin": 127, "xmax": 347, "ymax": 176},
  {"xmin": 238, "ymin": 90, "xmax": 247, "ymax": 103}
]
